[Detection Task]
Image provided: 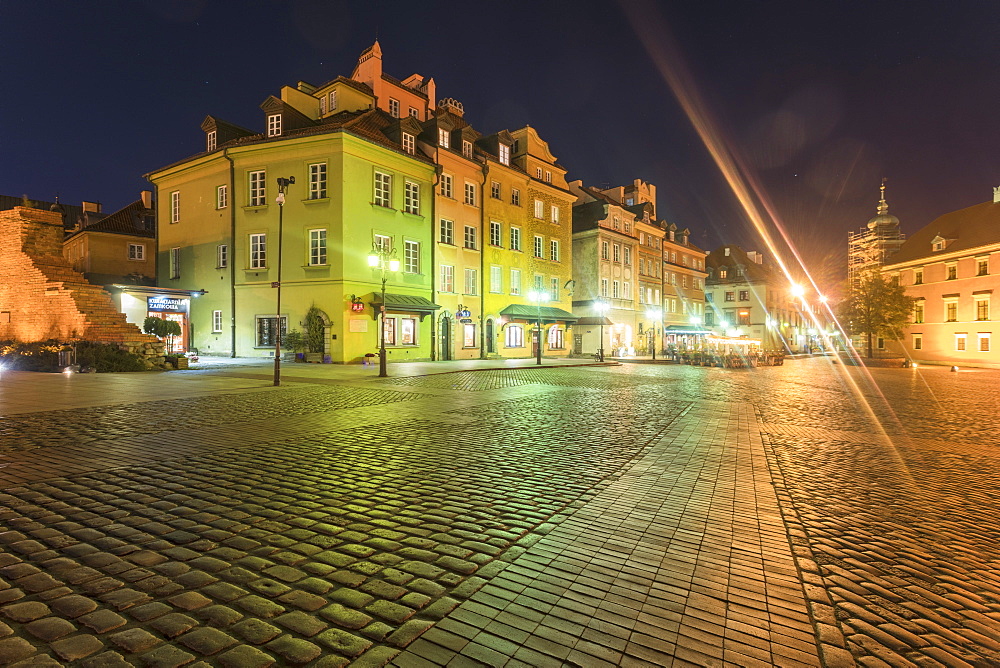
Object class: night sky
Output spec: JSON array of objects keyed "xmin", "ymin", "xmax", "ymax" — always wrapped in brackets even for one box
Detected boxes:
[{"xmin": 3, "ymin": 1, "xmax": 997, "ymax": 287}]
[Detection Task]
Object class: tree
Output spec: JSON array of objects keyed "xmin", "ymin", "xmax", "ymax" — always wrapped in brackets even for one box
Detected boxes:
[
  {"xmin": 838, "ymin": 269, "xmax": 914, "ymax": 358},
  {"xmin": 303, "ymin": 305, "xmax": 325, "ymax": 354},
  {"xmin": 143, "ymin": 316, "xmax": 183, "ymax": 355}
]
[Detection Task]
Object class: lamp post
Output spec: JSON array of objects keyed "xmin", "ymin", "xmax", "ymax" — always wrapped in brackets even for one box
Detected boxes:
[
  {"xmin": 527, "ymin": 290, "xmax": 545, "ymax": 365},
  {"xmin": 368, "ymin": 244, "xmax": 400, "ymax": 378},
  {"xmin": 272, "ymin": 176, "xmax": 294, "ymax": 387},
  {"xmin": 646, "ymin": 307, "xmax": 662, "ymax": 360},
  {"xmin": 594, "ymin": 299, "xmax": 610, "ymax": 362}
]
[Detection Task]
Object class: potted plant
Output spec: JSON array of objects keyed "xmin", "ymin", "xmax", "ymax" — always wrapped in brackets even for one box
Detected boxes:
[
  {"xmin": 283, "ymin": 329, "xmax": 306, "ymax": 361},
  {"xmin": 303, "ymin": 305, "xmax": 325, "ymax": 363}
]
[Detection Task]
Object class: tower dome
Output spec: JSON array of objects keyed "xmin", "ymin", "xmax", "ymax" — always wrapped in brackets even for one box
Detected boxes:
[{"xmin": 867, "ymin": 180, "xmax": 899, "ymax": 230}]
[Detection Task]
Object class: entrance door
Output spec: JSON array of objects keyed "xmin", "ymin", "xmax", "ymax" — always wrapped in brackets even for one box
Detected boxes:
[
  {"xmin": 486, "ymin": 319, "xmax": 495, "ymax": 354},
  {"xmin": 439, "ymin": 316, "xmax": 452, "ymax": 360},
  {"xmin": 573, "ymin": 334, "xmax": 582, "ymax": 355},
  {"xmin": 148, "ymin": 311, "xmax": 188, "ymax": 354},
  {"xmin": 531, "ymin": 327, "xmax": 540, "ymax": 358}
]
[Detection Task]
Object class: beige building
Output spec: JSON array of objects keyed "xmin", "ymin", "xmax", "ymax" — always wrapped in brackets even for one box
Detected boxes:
[{"xmin": 63, "ymin": 193, "xmax": 156, "ymax": 288}]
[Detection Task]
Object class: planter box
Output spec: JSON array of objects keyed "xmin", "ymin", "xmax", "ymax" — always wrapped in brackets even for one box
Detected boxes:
[
  {"xmin": 174, "ymin": 357, "xmax": 189, "ymax": 369},
  {"xmin": 304, "ymin": 352, "xmax": 324, "ymax": 363}
]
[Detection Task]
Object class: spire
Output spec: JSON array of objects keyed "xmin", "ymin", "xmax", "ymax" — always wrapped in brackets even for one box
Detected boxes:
[{"xmin": 877, "ymin": 177, "xmax": 888, "ymax": 215}]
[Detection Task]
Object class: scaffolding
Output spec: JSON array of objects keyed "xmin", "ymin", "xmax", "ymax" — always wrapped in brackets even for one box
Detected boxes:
[{"xmin": 847, "ymin": 181, "xmax": 905, "ymax": 287}]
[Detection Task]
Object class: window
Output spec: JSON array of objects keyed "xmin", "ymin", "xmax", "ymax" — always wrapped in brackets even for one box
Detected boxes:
[
  {"xmin": 705, "ymin": 311, "xmax": 715, "ymax": 326},
  {"xmin": 979, "ymin": 333, "xmax": 991, "ymax": 352},
  {"xmin": 725, "ymin": 291, "xmax": 735, "ymax": 302},
  {"xmin": 464, "ymin": 182, "xmax": 477, "ymax": 206},
  {"xmin": 534, "ymin": 275, "xmax": 544, "ymax": 292},
  {"xmin": 463, "ymin": 324, "xmax": 476, "ymax": 348},
  {"xmin": 438, "ymin": 128, "xmax": 450, "ymax": 148},
  {"xmin": 535, "ymin": 167, "xmax": 542, "ymax": 179},
  {"xmin": 383, "ymin": 317, "xmax": 396, "ymax": 346},
  {"xmin": 533, "ymin": 235, "xmax": 543, "ymax": 258},
  {"xmin": 548, "ymin": 327, "xmax": 564, "ymax": 350},
  {"xmin": 309, "ymin": 163, "xmax": 327, "ymax": 199},
  {"xmin": 933, "ymin": 239, "xmax": 946, "ymax": 252},
  {"xmin": 490, "ymin": 265, "xmax": 502, "ymax": 293},
  {"xmin": 440, "ymin": 174, "xmax": 453, "ymax": 198},
  {"xmin": 601, "ymin": 278, "xmax": 608, "ymax": 297},
  {"xmin": 250, "ymin": 234, "xmax": 266, "ymax": 269},
  {"xmin": 550, "ymin": 277, "xmax": 559, "ymax": 301},
  {"xmin": 549, "ymin": 240, "xmax": 560, "ymax": 262},
  {"xmin": 624, "ymin": 282, "xmax": 631, "ymax": 300},
  {"xmin": 738, "ymin": 310, "xmax": 751, "ymax": 326},
  {"xmin": 217, "ymin": 185, "xmax": 228, "ymax": 209},
  {"xmin": 491, "ymin": 181, "xmax": 501, "ymax": 199},
  {"xmin": 217, "ymin": 244, "xmax": 228, "ymax": 269},
  {"xmin": 249, "ymin": 171, "xmax": 266, "ymax": 206},
  {"xmin": 613, "ymin": 244, "xmax": 621, "ymax": 263},
  {"xmin": 404, "ymin": 240, "xmax": 420, "ymax": 273},
  {"xmin": 956, "ymin": 333, "xmax": 967, "ymax": 351},
  {"xmin": 534, "ymin": 199, "xmax": 544, "ymax": 218},
  {"xmin": 912, "ymin": 334, "xmax": 922, "ymax": 350},
  {"xmin": 309, "ymin": 229, "xmax": 327, "ymax": 265},
  {"xmin": 409, "ymin": 107, "xmax": 418, "ymax": 118},
  {"xmin": 128, "ymin": 243, "xmax": 145, "ymax": 261},
  {"xmin": 914, "ymin": 269, "xmax": 923, "ymax": 285},
  {"xmin": 510, "ymin": 269, "xmax": 521, "ymax": 295},
  {"xmin": 505, "ymin": 324, "xmax": 524, "ymax": 348},
  {"xmin": 913, "ymin": 302, "xmax": 924, "ymax": 324},
  {"xmin": 402, "ymin": 133, "xmax": 415, "ymax": 155},
  {"xmin": 170, "ymin": 191, "xmax": 180, "ymax": 223},
  {"xmin": 463, "ymin": 140, "xmax": 473, "ymax": 158},
  {"xmin": 464, "ymin": 225, "xmax": 477, "ymax": 250},
  {"xmin": 510, "ymin": 227, "xmax": 521, "ymax": 251},
  {"xmin": 550, "ymin": 205, "xmax": 559, "ymax": 224},
  {"xmin": 267, "ymin": 114, "xmax": 281, "ymax": 137},
  {"xmin": 490, "ymin": 221, "xmax": 502, "ymax": 247},
  {"xmin": 499, "ymin": 143, "xmax": 510, "ymax": 165},
  {"xmin": 613, "ymin": 280, "xmax": 620, "ymax": 299},
  {"xmin": 212, "ymin": 310, "xmax": 223, "ymax": 333},
  {"xmin": 256, "ymin": 316, "xmax": 287, "ymax": 347},
  {"xmin": 401, "ymin": 318, "xmax": 416, "ymax": 345},
  {"xmin": 739, "ymin": 290, "xmax": 749, "ymax": 301},
  {"xmin": 976, "ymin": 299, "xmax": 989, "ymax": 321},
  {"xmin": 601, "ymin": 241, "xmax": 609, "ymax": 260},
  {"xmin": 169, "ymin": 247, "xmax": 180, "ymax": 279},
  {"xmin": 319, "ymin": 96, "xmax": 326, "ymax": 114},
  {"xmin": 374, "ymin": 234, "xmax": 391, "ymax": 254},
  {"xmin": 623, "ymin": 247, "xmax": 631, "ymax": 265},
  {"xmin": 374, "ymin": 172, "xmax": 392, "ymax": 208},
  {"xmin": 719, "ymin": 269, "xmax": 728, "ymax": 279},
  {"xmin": 328, "ymin": 90, "xmax": 337, "ymax": 111},
  {"xmin": 440, "ymin": 265, "xmax": 455, "ymax": 292},
  {"xmin": 544, "ymin": 170, "xmax": 551, "ymax": 183},
  {"xmin": 978, "ymin": 258, "xmax": 989, "ymax": 276},
  {"xmin": 404, "ymin": 181, "xmax": 420, "ymax": 215},
  {"xmin": 511, "ymin": 189, "xmax": 520, "ymax": 206},
  {"xmin": 613, "ymin": 217, "xmax": 620, "ymax": 230},
  {"xmin": 946, "ymin": 302, "xmax": 957, "ymax": 322},
  {"xmin": 623, "ymin": 222, "xmax": 630, "ymax": 234},
  {"xmin": 388, "ymin": 98, "xmax": 400, "ymax": 117},
  {"xmin": 947, "ymin": 263, "xmax": 957, "ymax": 280},
  {"xmin": 206, "ymin": 130, "xmax": 216, "ymax": 151},
  {"xmin": 464, "ymin": 268, "xmax": 477, "ymax": 295}
]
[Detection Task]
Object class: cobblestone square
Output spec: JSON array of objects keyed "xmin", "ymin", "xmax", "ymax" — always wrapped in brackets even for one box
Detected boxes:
[{"xmin": 0, "ymin": 358, "xmax": 997, "ymax": 667}]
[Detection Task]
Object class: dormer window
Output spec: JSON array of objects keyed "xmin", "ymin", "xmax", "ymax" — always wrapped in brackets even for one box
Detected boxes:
[
  {"xmin": 719, "ymin": 268, "xmax": 728, "ymax": 279},
  {"xmin": 328, "ymin": 91, "xmax": 337, "ymax": 111},
  {"xmin": 535, "ymin": 167, "xmax": 542, "ymax": 179},
  {"xmin": 463, "ymin": 140, "xmax": 473, "ymax": 158},
  {"xmin": 206, "ymin": 130, "xmax": 217, "ymax": 152},
  {"xmin": 544, "ymin": 170, "xmax": 552, "ymax": 183},
  {"xmin": 931, "ymin": 235, "xmax": 947, "ymax": 252},
  {"xmin": 668, "ymin": 230, "xmax": 675, "ymax": 241},
  {"xmin": 626, "ymin": 197, "xmax": 634, "ymax": 205},
  {"xmin": 267, "ymin": 114, "xmax": 282, "ymax": 137},
  {"xmin": 438, "ymin": 128, "xmax": 450, "ymax": 148},
  {"xmin": 389, "ymin": 98, "xmax": 400, "ymax": 118},
  {"xmin": 498, "ymin": 143, "xmax": 510, "ymax": 165},
  {"xmin": 409, "ymin": 107, "xmax": 419, "ymax": 118},
  {"xmin": 402, "ymin": 133, "xmax": 415, "ymax": 155},
  {"xmin": 319, "ymin": 97, "xmax": 326, "ymax": 114}
]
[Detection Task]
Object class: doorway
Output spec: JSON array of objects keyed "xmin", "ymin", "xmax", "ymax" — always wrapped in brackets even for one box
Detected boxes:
[
  {"xmin": 485, "ymin": 319, "xmax": 495, "ymax": 354},
  {"xmin": 439, "ymin": 315, "xmax": 452, "ymax": 360}
]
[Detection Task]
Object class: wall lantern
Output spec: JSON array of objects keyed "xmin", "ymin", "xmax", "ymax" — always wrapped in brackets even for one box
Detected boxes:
[{"xmin": 348, "ymin": 294, "xmax": 365, "ymax": 313}]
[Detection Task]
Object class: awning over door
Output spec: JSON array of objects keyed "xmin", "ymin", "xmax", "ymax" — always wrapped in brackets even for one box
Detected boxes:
[
  {"xmin": 366, "ymin": 293, "xmax": 441, "ymax": 320},
  {"xmin": 500, "ymin": 304, "xmax": 579, "ymax": 324}
]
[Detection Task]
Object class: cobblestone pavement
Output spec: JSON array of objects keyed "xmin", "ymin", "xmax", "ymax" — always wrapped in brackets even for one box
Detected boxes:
[{"xmin": 0, "ymin": 360, "xmax": 997, "ymax": 667}]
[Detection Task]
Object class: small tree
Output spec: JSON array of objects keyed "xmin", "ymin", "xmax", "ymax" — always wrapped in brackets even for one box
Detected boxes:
[
  {"xmin": 303, "ymin": 305, "xmax": 325, "ymax": 354},
  {"xmin": 838, "ymin": 269, "xmax": 913, "ymax": 358},
  {"xmin": 143, "ymin": 316, "xmax": 182, "ymax": 355}
]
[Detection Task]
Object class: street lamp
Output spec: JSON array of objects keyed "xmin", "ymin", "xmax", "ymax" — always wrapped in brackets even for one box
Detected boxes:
[
  {"xmin": 527, "ymin": 290, "xmax": 546, "ymax": 365},
  {"xmin": 367, "ymin": 243, "xmax": 400, "ymax": 378},
  {"xmin": 646, "ymin": 308, "xmax": 662, "ymax": 360},
  {"xmin": 273, "ymin": 176, "xmax": 294, "ymax": 387},
  {"xmin": 594, "ymin": 300, "xmax": 610, "ymax": 362}
]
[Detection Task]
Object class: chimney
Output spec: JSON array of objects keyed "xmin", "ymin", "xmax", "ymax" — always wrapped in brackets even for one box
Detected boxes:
[
  {"xmin": 437, "ymin": 98, "xmax": 464, "ymax": 117},
  {"xmin": 140, "ymin": 190, "xmax": 153, "ymax": 209},
  {"xmin": 994, "ymin": 186, "xmax": 1000, "ymax": 203},
  {"xmin": 82, "ymin": 201, "xmax": 101, "ymax": 213}
]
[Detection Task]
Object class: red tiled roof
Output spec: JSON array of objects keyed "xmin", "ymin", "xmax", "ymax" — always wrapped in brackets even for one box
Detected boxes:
[{"xmin": 886, "ymin": 199, "xmax": 1000, "ymax": 265}]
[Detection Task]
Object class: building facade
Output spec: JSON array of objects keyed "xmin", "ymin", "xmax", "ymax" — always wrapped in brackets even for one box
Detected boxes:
[{"xmin": 883, "ymin": 188, "xmax": 1000, "ymax": 368}]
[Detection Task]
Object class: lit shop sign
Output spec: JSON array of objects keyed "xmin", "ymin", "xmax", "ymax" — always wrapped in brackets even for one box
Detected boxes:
[{"xmin": 148, "ymin": 296, "xmax": 187, "ymax": 312}]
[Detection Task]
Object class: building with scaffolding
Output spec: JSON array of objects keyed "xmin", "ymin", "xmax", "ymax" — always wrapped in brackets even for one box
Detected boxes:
[{"xmin": 848, "ymin": 181, "xmax": 906, "ymax": 287}]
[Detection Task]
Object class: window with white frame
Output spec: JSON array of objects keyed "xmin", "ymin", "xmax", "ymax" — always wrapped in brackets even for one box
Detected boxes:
[
  {"xmin": 913, "ymin": 301, "xmax": 924, "ymax": 323},
  {"xmin": 549, "ymin": 240, "xmax": 560, "ymax": 262},
  {"xmin": 440, "ymin": 219, "xmax": 454, "ymax": 244},
  {"xmin": 601, "ymin": 241, "xmax": 609, "ymax": 260},
  {"xmin": 169, "ymin": 247, "xmax": 180, "ymax": 279},
  {"xmin": 534, "ymin": 275, "xmax": 544, "ymax": 292},
  {"xmin": 440, "ymin": 173, "xmax": 453, "ymax": 198},
  {"xmin": 912, "ymin": 333, "xmax": 922, "ymax": 350},
  {"xmin": 510, "ymin": 227, "xmax": 521, "ymax": 251},
  {"xmin": 212, "ymin": 310, "xmax": 223, "ymax": 333},
  {"xmin": 249, "ymin": 234, "xmax": 266, "ymax": 269},
  {"xmin": 125, "ymin": 243, "xmax": 144, "ymax": 261},
  {"xmin": 409, "ymin": 107, "xmax": 418, "ymax": 118},
  {"xmin": 319, "ymin": 96, "xmax": 326, "ymax": 114},
  {"xmin": 534, "ymin": 199, "xmax": 544, "ymax": 218},
  {"xmin": 464, "ymin": 268, "xmax": 477, "ymax": 295},
  {"xmin": 510, "ymin": 269, "xmax": 521, "ymax": 295},
  {"xmin": 249, "ymin": 171, "xmax": 266, "ymax": 206},
  {"xmin": 464, "ymin": 225, "xmax": 477, "ymax": 250},
  {"xmin": 956, "ymin": 333, "xmax": 967, "ymax": 351},
  {"xmin": 374, "ymin": 172, "xmax": 392, "ymax": 207},
  {"xmin": 374, "ymin": 234, "xmax": 391, "ymax": 254},
  {"xmin": 491, "ymin": 181, "xmax": 501, "ymax": 199},
  {"xmin": 309, "ymin": 229, "xmax": 327, "ymax": 265},
  {"xmin": 535, "ymin": 167, "xmax": 542, "ymax": 179},
  {"xmin": 438, "ymin": 128, "xmax": 450, "ymax": 148},
  {"xmin": 544, "ymin": 170, "xmax": 551, "ymax": 182},
  {"xmin": 206, "ymin": 130, "xmax": 216, "ymax": 151},
  {"xmin": 947, "ymin": 263, "xmax": 957, "ymax": 280},
  {"xmin": 624, "ymin": 281, "xmax": 631, "ymax": 299},
  {"xmin": 217, "ymin": 244, "xmax": 228, "ymax": 269},
  {"xmin": 613, "ymin": 280, "xmax": 620, "ymax": 299},
  {"xmin": 979, "ymin": 332, "xmax": 991, "ymax": 352},
  {"xmin": 548, "ymin": 326, "xmax": 564, "ymax": 349},
  {"xmin": 217, "ymin": 185, "xmax": 228, "ymax": 209},
  {"xmin": 977, "ymin": 258, "xmax": 989, "ymax": 276},
  {"xmin": 490, "ymin": 265, "xmax": 502, "ymax": 293},
  {"xmin": 464, "ymin": 182, "xmax": 477, "ymax": 206},
  {"xmin": 404, "ymin": 240, "xmax": 419, "ymax": 273},
  {"xmin": 533, "ymin": 235, "xmax": 543, "ymax": 258},
  {"xmin": 309, "ymin": 163, "xmax": 327, "ymax": 199},
  {"xmin": 388, "ymin": 98, "xmax": 400, "ymax": 117},
  {"xmin": 550, "ymin": 205, "xmax": 559, "ymax": 224},
  {"xmin": 623, "ymin": 246, "xmax": 631, "ymax": 265},
  {"xmin": 506, "ymin": 324, "xmax": 524, "ymax": 347},
  {"xmin": 256, "ymin": 316, "xmax": 287, "ymax": 347},
  {"xmin": 463, "ymin": 140, "xmax": 473, "ymax": 158},
  {"xmin": 402, "ymin": 133, "xmax": 415, "ymax": 154},
  {"xmin": 613, "ymin": 216, "xmax": 620, "ymax": 230},
  {"xmin": 440, "ymin": 265, "xmax": 455, "ymax": 292},
  {"xmin": 463, "ymin": 323, "xmax": 476, "ymax": 348},
  {"xmin": 499, "ymin": 143, "xmax": 510, "ymax": 165},
  {"xmin": 511, "ymin": 189, "xmax": 520, "ymax": 206},
  {"xmin": 400, "ymin": 317, "xmax": 416, "ymax": 345},
  {"xmin": 613, "ymin": 244, "xmax": 621, "ymax": 263},
  {"xmin": 404, "ymin": 181, "xmax": 420, "ymax": 215},
  {"xmin": 490, "ymin": 221, "xmax": 502, "ymax": 247},
  {"xmin": 267, "ymin": 114, "xmax": 281, "ymax": 137},
  {"xmin": 383, "ymin": 317, "xmax": 396, "ymax": 346},
  {"xmin": 945, "ymin": 301, "xmax": 958, "ymax": 322},
  {"xmin": 328, "ymin": 90, "xmax": 337, "ymax": 110},
  {"xmin": 550, "ymin": 277, "xmax": 559, "ymax": 301},
  {"xmin": 170, "ymin": 191, "xmax": 180, "ymax": 223},
  {"xmin": 975, "ymin": 298, "xmax": 989, "ymax": 321},
  {"xmin": 601, "ymin": 278, "xmax": 608, "ymax": 297}
]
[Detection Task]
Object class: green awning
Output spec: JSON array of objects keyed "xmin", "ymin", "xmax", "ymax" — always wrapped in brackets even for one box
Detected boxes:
[
  {"xmin": 500, "ymin": 304, "xmax": 579, "ymax": 324},
  {"xmin": 367, "ymin": 293, "xmax": 440, "ymax": 320}
]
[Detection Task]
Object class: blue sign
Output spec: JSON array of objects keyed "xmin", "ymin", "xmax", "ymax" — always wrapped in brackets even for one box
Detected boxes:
[{"xmin": 148, "ymin": 296, "xmax": 186, "ymax": 312}]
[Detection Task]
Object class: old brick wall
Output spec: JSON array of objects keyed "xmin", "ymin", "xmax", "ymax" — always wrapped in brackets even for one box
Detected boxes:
[{"xmin": 0, "ymin": 207, "xmax": 159, "ymax": 352}]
